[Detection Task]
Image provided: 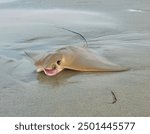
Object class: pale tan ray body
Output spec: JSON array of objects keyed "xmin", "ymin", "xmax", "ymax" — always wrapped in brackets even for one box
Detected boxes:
[
  {"xmin": 26, "ymin": 45, "xmax": 129, "ymax": 76},
  {"xmin": 56, "ymin": 46, "xmax": 128, "ymax": 72}
]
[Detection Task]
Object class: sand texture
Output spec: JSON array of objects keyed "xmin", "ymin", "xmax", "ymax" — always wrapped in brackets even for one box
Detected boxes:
[{"xmin": 0, "ymin": 0, "xmax": 150, "ymax": 116}]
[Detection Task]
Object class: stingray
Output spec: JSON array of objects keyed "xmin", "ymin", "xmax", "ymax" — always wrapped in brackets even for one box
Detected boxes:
[{"xmin": 25, "ymin": 28, "xmax": 129, "ymax": 76}]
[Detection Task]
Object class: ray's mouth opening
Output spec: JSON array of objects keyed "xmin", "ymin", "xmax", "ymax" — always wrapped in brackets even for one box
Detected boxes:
[
  {"xmin": 36, "ymin": 66, "xmax": 63, "ymax": 76},
  {"xmin": 43, "ymin": 68, "xmax": 62, "ymax": 76}
]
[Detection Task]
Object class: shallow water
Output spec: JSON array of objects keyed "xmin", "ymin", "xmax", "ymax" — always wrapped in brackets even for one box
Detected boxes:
[{"xmin": 0, "ymin": 0, "xmax": 150, "ymax": 116}]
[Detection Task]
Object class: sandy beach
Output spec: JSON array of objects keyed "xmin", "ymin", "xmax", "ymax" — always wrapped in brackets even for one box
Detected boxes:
[{"xmin": 0, "ymin": 0, "xmax": 150, "ymax": 116}]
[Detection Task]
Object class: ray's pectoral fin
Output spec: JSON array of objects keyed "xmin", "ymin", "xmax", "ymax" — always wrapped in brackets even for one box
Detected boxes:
[
  {"xmin": 24, "ymin": 51, "xmax": 46, "ymax": 62},
  {"xmin": 24, "ymin": 51, "xmax": 49, "ymax": 73},
  {"xmin": 64, "ymin": 55, "xmax": 129, "ymax": 72}
]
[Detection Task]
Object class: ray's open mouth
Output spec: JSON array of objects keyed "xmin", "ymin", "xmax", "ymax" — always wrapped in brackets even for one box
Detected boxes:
[{"xmin": 43, "ymin": 68, "xmax": 59, "ymax": 76}]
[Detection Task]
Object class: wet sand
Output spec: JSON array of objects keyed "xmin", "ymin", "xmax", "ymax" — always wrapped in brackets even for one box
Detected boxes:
[{"xmin": 0, "ymin": 0, "xmax": 150, "ymax": 116}]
